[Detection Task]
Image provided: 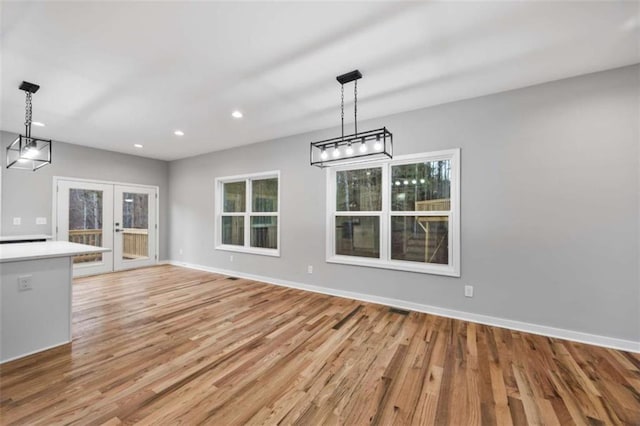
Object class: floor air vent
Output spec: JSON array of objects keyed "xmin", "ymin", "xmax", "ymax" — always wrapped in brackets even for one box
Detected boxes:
[
  {"xmin": 389, "ymin": 307, "xmax": 410, "ymax": 315},
  {"xmin": 227, "ymin": 277, "xmax": 239, "ymax": 281}
]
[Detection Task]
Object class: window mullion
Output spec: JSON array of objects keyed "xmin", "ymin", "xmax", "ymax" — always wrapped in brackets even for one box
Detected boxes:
[
  {"xmin": 334, "ymin": 210, "xmax": 380, "ymax": 216},
  {"xmin": 390, "ymin": 211, "xmax": 451, "ymax": 217},
  {"xmin": 381, "ymin": 162, "xmax": 390, "ymax": 262},
  {"xmin": 245, "ymin": 178, "xmax": 251, "ymax": 248}
]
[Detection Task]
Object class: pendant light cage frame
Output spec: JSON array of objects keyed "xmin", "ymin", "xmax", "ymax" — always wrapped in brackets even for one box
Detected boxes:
[
  {"xmin": 6, "ymin": 81, "xmax": 52, "ymax": 171},
  {"xmin": 309, "ymin": 127, "xmax": 393, "ymax": 168},
  {"xmin": 310, "ymin": 69, "xmax": 393, "ymax": 168},
  {"xmin": 6, "ymin": 135, "xmax": 52, "ymax": 171}
]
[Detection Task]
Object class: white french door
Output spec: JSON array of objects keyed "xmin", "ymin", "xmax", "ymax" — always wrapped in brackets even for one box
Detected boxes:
[
  {"xmin": 57, "ymin": 180, "xmax": 114, "ymax": 276},
  {"xmin": 113, "ymin": 185, "xmax": 157, "ymax": 271},
  {"xmin": 55, "ymin": 178, "xmax": 158, "ymax": 277}
]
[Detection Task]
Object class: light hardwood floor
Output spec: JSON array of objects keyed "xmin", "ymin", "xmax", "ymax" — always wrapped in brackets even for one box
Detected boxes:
[{"xmin": 1, "ymin": 265, "xmax": 639, "ymax": 425}]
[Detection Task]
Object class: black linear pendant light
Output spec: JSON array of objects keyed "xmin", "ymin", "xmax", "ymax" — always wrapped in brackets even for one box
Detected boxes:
[
  {"xmin": 6, "ymin": 81, "xmax": 52, "ymax": 171},
  {"xmin": 310, "ymin": 70, "xmax": 392, "ymax": 167}
]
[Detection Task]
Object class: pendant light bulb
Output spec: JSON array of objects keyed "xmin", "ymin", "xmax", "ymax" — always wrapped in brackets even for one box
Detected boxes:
[
  {"xmin": 359, "ymin": 140, "xmax": 367, "ymax": 153},
  {"xmin": 374, "ymin": 135, "xmax": 383, "ymax": 151},
  {"xmin": 346, "ymin": 143, "xmax": 354, "ymax": 156},
  {"xmin": 320, "ymin": 148, "xmax": 328, "ymax": 160},
  {"xmin": 332, "ymin": 144, "xmax": 340, "ymax": 158}
]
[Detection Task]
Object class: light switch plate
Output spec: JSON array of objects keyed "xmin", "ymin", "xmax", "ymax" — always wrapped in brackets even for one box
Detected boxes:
[
  {"xmin": 464, "ymin": 285, "xmax": 474, "ymax": 298},
  {"xmin": 13, "ymin": 217, "xmax": 21, "ymax": 225},
  {"xmin": 36, "ymin": 217, "xmax": 47, "ymax": 225}
]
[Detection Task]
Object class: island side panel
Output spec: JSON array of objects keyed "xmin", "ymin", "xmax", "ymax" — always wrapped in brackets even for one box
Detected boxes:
[{"xmin": 1, "ymin": 257, "xmax": 72, "ymax": 363}]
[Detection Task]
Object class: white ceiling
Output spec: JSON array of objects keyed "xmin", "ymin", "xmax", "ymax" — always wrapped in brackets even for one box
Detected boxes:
[{"xmin": 1, "ymin": 1, "xmax": 638, "ymax": 161}]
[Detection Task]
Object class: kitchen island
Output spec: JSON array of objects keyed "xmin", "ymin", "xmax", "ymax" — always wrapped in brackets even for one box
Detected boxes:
[{"xmin": 0, "ymin": 241, "xmax": 110, "ymax": 363}]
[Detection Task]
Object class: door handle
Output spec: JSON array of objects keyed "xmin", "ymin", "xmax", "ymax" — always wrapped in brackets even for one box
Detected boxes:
[{"xmin": 115, "ymin": 228, "xmax": 123, "ymax": 233}]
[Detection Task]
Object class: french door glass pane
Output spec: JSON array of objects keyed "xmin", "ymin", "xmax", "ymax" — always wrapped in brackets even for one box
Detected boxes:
[
  {"xmin": 222, "ymin": 216, "xmax": 244, "ymax": 245},
  {"xmin": 122, "ymin": 192, "xmax": 149, "ymax": 260},
  {"xmin": 250, "ymin": 216, "xmax": 277, "ymax": 249},
  {"xmin": 252, "ymin": 178, "xmax": 278, "ymax": 212},
  {"xmin": 335, "ymin": 216, "xmax": 380, "ymax": 258},
  {"xmin": 391, "ymin": 216, "xmax": 448, "ymax": 265},
  {"xmin": 336, "ymin": 167, "xmax": 382, "ymax": 211},
  {"xmin": 391, "ymin": 160, "xmax": 451, "ymax": 211},
  {"xmin": 223, "ymin": 181, "xmax": 246, "ymax": 212},
  {"xmin": 68, "ymin": 189, "xmax": 103, "ymax": 263}
]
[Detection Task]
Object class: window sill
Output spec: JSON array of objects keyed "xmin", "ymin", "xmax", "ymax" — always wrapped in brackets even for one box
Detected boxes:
[
  {"xmin": 216, "ymin": 244, "xmax": 280, "ymax": 257},
  {"xmin": 326, "ymin": 255, "xmax": 460, "ymax": 277}
]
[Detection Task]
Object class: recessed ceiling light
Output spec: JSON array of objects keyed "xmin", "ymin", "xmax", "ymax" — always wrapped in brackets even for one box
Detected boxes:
[
  {"xmin": 231, "ymin": 110, "xmax": 243, "ymax": 119},
  {"xmin": 174, "ymin": 130, "xmax": 184, "ymax": 136},
  {"xmin": 622, "ymin": 16, "xmax": 638, "ymax": 31},
  {"xmin": 32, "ymin": 121, "xmax": 45, "ymax": 127},
  {"xmin": 134, "ymin": 144, "xmax": 143, "ymax": 148}
]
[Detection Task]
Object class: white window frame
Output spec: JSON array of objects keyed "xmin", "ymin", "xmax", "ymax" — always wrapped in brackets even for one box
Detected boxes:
[
  {"xmin": 326, "ymin": 149, "xmax": 460, "ymax": 277},
  {"xmin": 215, "ymin": 170, "xmax": 280, "ymax": 257}
]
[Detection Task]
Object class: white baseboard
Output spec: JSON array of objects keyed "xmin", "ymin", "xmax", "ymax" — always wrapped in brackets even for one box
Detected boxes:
[
  {"xmin": 1, "ymin": 340, "xmax": 70, "ymax": 364},
  {"xmin": 168, "ymin": 260, "xmax": 640, "ymax": 353}
]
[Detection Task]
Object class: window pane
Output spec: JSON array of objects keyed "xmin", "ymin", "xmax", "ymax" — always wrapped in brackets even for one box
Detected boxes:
[
  {"xmin": 222, "ymin": 216, "xmax": 244, "ymax": 245},
  {"xmin": 223, "ymin": 181, "xmax": 246, "ymax": 212},
  {"xmin": 336, "ymin": 167, "xmax": 382, "ymax": 211},
  {"xmin": 252, "ymin": 178, "xmax": 278, "ymax": 212},
  {"xmin": 391, "ymin": 216, "xmax": 448, "ymax": 265},
  {"xmin": 335, "ymin": 216, "xmax": 380, "ymax": 258},
  {"xmin": 122, "ymin": 192, "xmax": 150, "ymax": 260},
  {"xmin": 68, "ymin": 189, "xmax": 103, "ymax": 263},
  {"xmin": 250, "ymin": 216, "xmax": 277, "ymax": 249},
  {"xmin": 122, "ymin": 193, "xmax": 149, "ymax": 229},
  {"xmin": 391, "ymin": 160, "xmax": 451, "ymax": 211}
]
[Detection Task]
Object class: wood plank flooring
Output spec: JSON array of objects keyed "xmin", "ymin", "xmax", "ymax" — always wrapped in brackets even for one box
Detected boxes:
[{"xmin": 1, "ymin": 265, "xmax": 639, "ymax": 425}]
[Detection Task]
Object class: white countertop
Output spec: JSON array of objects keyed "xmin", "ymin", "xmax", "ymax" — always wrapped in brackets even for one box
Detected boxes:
[
  {"xmin": 0, "ymin": 241, "xmax": 110, "ymax": 263},
  {"xmin": 0, "ymin": 234, "xmax": 52, "ymax": 242}
]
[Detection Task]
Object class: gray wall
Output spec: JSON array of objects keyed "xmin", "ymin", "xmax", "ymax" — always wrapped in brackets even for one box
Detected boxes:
[
  {"xmin": 1, "ymin": 135, "xmax": 170, "ymax": 260},
  {"xmin": 170, "ymin": 65, "xmax": 639, "ymax": 342}
]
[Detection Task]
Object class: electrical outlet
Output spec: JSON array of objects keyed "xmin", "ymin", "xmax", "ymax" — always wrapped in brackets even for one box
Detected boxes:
[
  {"xmin": 307, "ymin": 265, "xmax": 313, "ymax": 274},
  {"xmin": 230, "ymin": 255, "xmax": 234, "ymax": 262},
  {"xmin": 36, "ymin": 217, "xmax": 47, "ymax": 225},
  {"xmin": 13, "ymin": 217, "xmax": 21, "ymax": 226},
  {"xmin": 18, "ymin": 275, "xmax": 32, "ymax": 291},
  {"xmin": 464, "ymin": 285, "xmax": 474, "ymax": 298}
]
